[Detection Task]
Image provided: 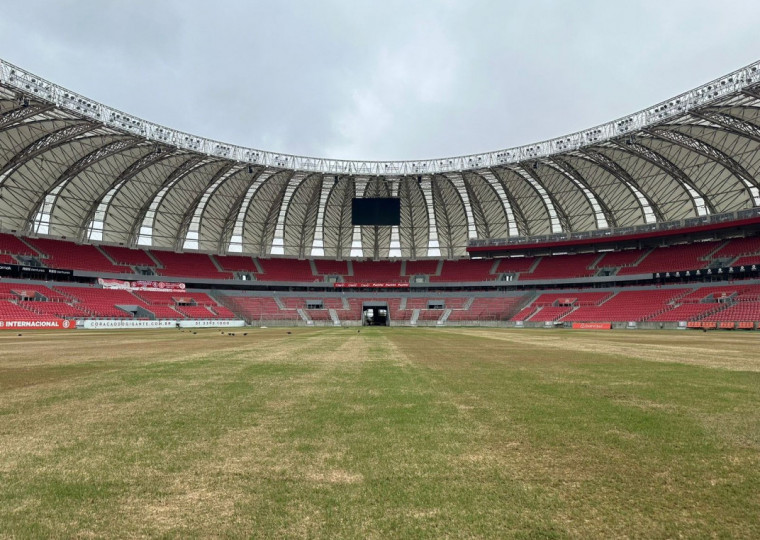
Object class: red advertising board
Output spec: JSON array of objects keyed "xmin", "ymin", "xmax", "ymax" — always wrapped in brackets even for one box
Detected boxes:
[
  {"xmin": 0, "ymin": 318, "xmax": 74, "ymax": 330},
  {"xmin": 333, "ymin": 282, "xmax": 408, "ymax": 288},
  {"xmin": 571, "ymin": 322, "xmax": 612, "ymax": 330}
]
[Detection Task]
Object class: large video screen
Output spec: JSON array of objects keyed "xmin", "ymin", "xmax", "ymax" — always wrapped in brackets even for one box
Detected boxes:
[{"xmin": 351, "ymin": 198, "xmax": 401, "ymax": 226}]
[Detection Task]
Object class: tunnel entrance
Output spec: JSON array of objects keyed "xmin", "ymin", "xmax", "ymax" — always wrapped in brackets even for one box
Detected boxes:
[{"xmin": 362, "ymin": 302, "xmax": 389, "ymax": 326}]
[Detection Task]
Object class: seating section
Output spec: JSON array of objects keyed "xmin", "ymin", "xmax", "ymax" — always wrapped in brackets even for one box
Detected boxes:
[
  {"xmin": 0, "ymin": 233, "xmax": 36, "ymax": 256},
  {"xmin": 151, "ymin": 251, "xmax": 231, "ymax": 279},
  {"xmin": 256, "ymin": 259, "xmax": 315, "ymax": 282},
  {"xmin": 56, "ymin": 287, "xmax": 141, "ymax": 318},
  {"xmin": 100, "ymin": 246, "xmax": 156, "ymax": 267},
  {"xmin": 20, "ymin": 301, "xmax": 88, "ymax": 318},
  {"xmin": 711, "ymin": 237, "xmax": 760, "ymax": 259},
  {"xmin": 521, "ymin": 253, "xmax": 600, "ymax": 280},
  {"xmin": 214, "ymin": 255, "xmax": 258, "ymax": 273},
  {"xmin": 27, "ymin": 238, "xmax": 131, "ymax": 273},
  {"xmin": 0, "ymin": 283, "xmax": 69, "ymax": 301},
  {"xmin": 432, "ymin": 260, "xmax": 494, "ymax": 282},
  {"xmin": 2, "ymin": 233, "xmax": 759, "ymax": 283},
  {"xmin": 224, "ymin": 297, "xmax": 300, "ymax": 321},
  {"xmin": 617, "ymin": 242, "xmax": 719, "ymax": 275},
  {"xmin": 405, "ymin": 260, "xmax": 439, "ymax": 276},
  {"xmin": 0, "ymin": 300, "xmax": 58, "ymax": 321},
  {"xmin": 313, "ymin": 260, "xmax": 348, "ymax": 276},
  {"xmin": 447, "ymin": 297, "xmax": 527, "ymax": 321},
  {"xmin": 494, "ymin": 257, "xmax": 536, "ymax": 275},
  {"xmin": 561, "ymin": 289, "xmax": 689, "ymax": 322},
  {"xmin": 350, "ymin": 261, "xmax": 402, "ymax": 282},
  {"xmin": 595, "ymin": 249, "xmax": 646, "ymax": 269}
]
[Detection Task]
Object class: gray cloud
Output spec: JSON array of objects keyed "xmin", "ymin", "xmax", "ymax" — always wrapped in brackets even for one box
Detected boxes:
[{"xmin": 2, "ymin": 0, "xmax": 760, "ymax": 161}]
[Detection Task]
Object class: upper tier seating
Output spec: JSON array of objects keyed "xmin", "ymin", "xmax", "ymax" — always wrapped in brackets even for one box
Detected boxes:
[
  {"xmin": 617, "ymin": 242, "xmax": 720, "ymax": 275},
  {"xmin": 313, "ymin": 260, "xmax": 348, "ymax": 275},
  {"xmin": 350, "ymin": 261, "xmax": 402, "ymax": 282},
  {"xmin": 594, "ymin": 249, "xmax": 647, "ymax": 269},
  {"xmin": 256, "ymin": 259, "xmax": 315, "ymax": 281},
  {"xmin": 0, "ymin": 254, "xmax": 17, "ymax": 264},
  {"xmin": 732, "ymin": 255, "xmax": 760, "ymax": 267},
  {"xmin": 214, "ymin": 255, "xmax": 259, "ymax": 272},
  {"xmin": 710, "ymin": 237, "xmax": 760, "ymax": 259},
  {"xmin": 27, "ymin": 238, "xmax": 130, "ymax": 273},
  {"xmin": 0, "ymin": 233, "xmax": 36, "ymax": 256},
  {"xmin": 151, "ymin": 251, "xmax": 231, "ymax": 279},
  {"xmin": 431, "ymin": 259, "xmax": 494, "ymax": 282},
  {"xmin": 100, "ymin": 245, "xmax": 156, "ymax": 267},
  {"xmin": 494, "ymin": 257, "xmax": 536, "ymax": 274},
  {"xmin": 405, "ymin": 260, "xmax": 439, "ymax": 276},
  {"xmin": 521, "ymin": 253, "xmax": 600, "ymax": 280}
]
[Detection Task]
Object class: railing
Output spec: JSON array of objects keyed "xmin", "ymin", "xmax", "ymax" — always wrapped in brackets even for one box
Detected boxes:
[{"xmin": 468, "ymin": 208, "xmax": 760, "ymax": 248}]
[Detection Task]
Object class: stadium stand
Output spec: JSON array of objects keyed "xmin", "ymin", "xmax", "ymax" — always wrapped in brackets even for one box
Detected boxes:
[
  {"xmin": 26, "ymin": 238, "xmax": 131, "ymax": 273},
  {"xmin": 256, "ymin": 259, "xmax": 315, "ymax": 281},
  {"xmin": 0, "ymin": 233, "xmax": 37, "ymax": 256},
  {"xmin": 151, "ymin": 251, "xmax": 231, "ymax": 279},
  {"xmin": 99, "ymin": 245, "xmax": 156, "ymax": 268}
]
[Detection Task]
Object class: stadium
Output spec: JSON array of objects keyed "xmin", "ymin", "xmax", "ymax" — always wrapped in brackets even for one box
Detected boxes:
[{"xmin": 1, "ymin": 44, "xmax": 759, "ymax": 538}]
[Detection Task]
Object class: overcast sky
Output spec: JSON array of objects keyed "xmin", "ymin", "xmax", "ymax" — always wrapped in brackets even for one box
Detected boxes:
[{"xmin": 2, "ymin": 0, "xmax": 760, "ymax": 161}]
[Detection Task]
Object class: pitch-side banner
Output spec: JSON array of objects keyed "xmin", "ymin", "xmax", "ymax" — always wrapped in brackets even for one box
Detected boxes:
[
  {"xmin": 80, "ymin": 319, "xmax": 245, "ymax": 330},
  {"xmin": 571, "ymin": 322, "xmax": 612, "ymax": 330},
  {"xmin": 98, "ymin": 278, "xmax": 186, "ymax": 292},
  {"xmin": 0, "ymin": 318, "xmax": 74, "ymax": 330},
  {"xmin": 333, "ymin": 282, "xmax": 408, "ymax": 288}
]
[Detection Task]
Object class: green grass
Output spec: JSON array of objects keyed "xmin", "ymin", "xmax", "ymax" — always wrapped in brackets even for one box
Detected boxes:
[{"xmin": 0, "ymin": 327, "xmax": 758, "ymax": 538}]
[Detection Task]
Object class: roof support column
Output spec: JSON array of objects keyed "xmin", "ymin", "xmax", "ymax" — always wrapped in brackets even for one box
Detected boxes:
[
  {"xmin": 310, "ymin": 175, "xmax": 335, "ymax": 257},
  {"xmin": 420, "ymin": 177, "xmax": 441, "ymax": 257},
  {"xmin": 270, "ymin": 171, "xmax": 309, "ymax": 255},
  {"xmin": 350, "ymin": 178, "xmax": 369, "ymax": 257}
]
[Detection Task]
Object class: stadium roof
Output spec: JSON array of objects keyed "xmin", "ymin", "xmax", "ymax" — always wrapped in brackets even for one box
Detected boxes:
[{"xmin": 2, "ymin": 58, "xmax": 760, "ymax": 258}]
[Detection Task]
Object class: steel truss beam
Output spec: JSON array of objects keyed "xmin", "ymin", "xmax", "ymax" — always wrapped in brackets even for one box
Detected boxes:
[
  {"xmin": 0, "ymin": 122, "xmax": 98, "ymax": 187},
  {"xmin": 609, "ymin": 140, "xmax": 714, "ymax": 215},
  {"xmin": 691, "ymin": 108, "xmax": 760, "ymax": 144},
  {"xmin": 516, "ymin": 163, "xmax": 570, "ymax": 233},
  {"xmin": 176, "ymin": 162, "xmax": 238, "ymax": 251},
  {"xmin": 547, "ymin": 157, "xmax": 616, "ymax": 228},
  {"xmin": 578, "ymin": 149, "xmax": 663, "ymax": 223},
  {"xmin": 129, "ymin": 156, "xmax": 208, "ymax": 245},
  {"xmin": 29, "ymin": 138, "xmax": 142, "ymax": 230},
  {"xmin": 0, "ymin": 102, "xmax": 54, "ymax": 131},
  {"xmin": 646, "ymin": 127, "xmax": 760, "ymax": 206},
  {"xmin": 81, "ymin": 149, "xmax": 180, "ymax": 242}
]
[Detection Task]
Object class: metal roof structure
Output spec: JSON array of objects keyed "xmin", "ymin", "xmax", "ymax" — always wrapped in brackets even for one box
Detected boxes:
[{"xmin": 2, "ymin": 57, "xmax": 760, "ymax": 258}]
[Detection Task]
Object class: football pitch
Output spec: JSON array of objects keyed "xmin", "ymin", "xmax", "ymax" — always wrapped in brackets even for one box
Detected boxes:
[{"xmin": 1, "ymin": 327, "xmax": 758, "ymax": 538}]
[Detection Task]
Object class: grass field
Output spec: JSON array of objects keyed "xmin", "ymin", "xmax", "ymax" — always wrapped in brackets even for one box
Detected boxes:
[{"xmin": 1, "ymin": 327, "xmax": 759, "ymax": 538}]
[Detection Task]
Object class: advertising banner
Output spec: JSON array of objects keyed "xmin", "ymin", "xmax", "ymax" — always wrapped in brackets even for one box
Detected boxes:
[
  {"xmin": 571, "ymin": 322, "xmax": 612, "ymax": 330},
  {"xmin": 98, "ymin": 278, "xmax": 186, "ymax": 292},
  {"xmin": 0, "ymin": 318, "xmax": 74, "ymax": 330},
  {"xmin": 80, "ymin": 319, "xmax": 245, "ymax": 330},
  {"xmin": 333, "ymin": 282, "xmax": 408, "ymax": 288}
]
